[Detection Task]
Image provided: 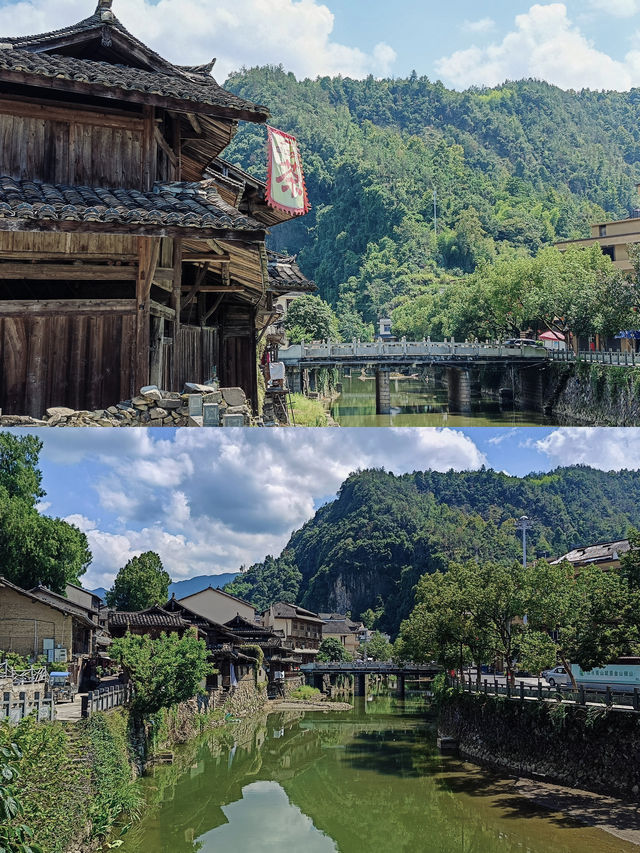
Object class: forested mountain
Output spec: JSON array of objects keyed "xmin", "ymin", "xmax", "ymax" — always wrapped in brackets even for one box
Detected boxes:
[
  {"xmin": 224, "ymin": 467, "xmax": 640, "ymax": 637},
  {"xmin": 223, "ymin": 68, "xmax": 640, "ymax": 336}
]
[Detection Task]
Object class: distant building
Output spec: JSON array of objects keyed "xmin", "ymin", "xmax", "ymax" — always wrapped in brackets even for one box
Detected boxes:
[
  {"xmin": 378, "ymin": 318, "xmax": 393, "ymax": 340},
  {"xmin": 177, "ymin": 586, "xmax": 256, "ymax": 625},
  {"xmin": 555, "ymin": 197, "xmax": 640, "ymax": 273},
  {"xmin": 551, "ymin": 538, "xmax": 632, "ymax": 571},
  {"xmin": 0, "ymin": 577, "xmax": 98, "ymax": 686},
  {"xmin": 262, "ymin": 602, "xmax": 323, "ymax": 663},
  {"xmin": 319, "ymin": 613, "xmax": 365, "ymax": 656}
]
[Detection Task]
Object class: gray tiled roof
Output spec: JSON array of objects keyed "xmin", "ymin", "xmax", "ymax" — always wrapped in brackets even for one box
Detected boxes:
[
  {"xmin": 0, "ymin": 48, "xmax": 267, "ymax": 117},
  {"xmin": 0, "ymin": 1, "xmax": 268, "ymax": 119},
  {"xmin": 267, "ymin": 252, "xmax": 315, "ymax": 293},
  {"xmin": 0, "ymin": 177, "xmax": 264, "ymax": 233},
  {"xmin": 109, "ymin": 606, "xmax": 189, "ymax": 629}
]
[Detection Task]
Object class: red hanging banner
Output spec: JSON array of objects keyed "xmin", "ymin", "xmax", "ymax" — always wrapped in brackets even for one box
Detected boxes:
[{"xmin": 266, "ymin": 126, "xmax": 310, "ymax": 216}]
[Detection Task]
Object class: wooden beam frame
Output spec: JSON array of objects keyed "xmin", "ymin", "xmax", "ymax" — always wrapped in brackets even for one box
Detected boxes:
[
  {"xmin": 0, "ymin": 263, "xmax": 137, "ymax": 280},
  {"xmin": 180, "ymin": 262, "xmax": 209, "ymax": 312},
  {"xmin": 0, "ymin": 299, "xmax": 136, "ymax": 315},
  {"xmin": 200, "ymin": 293, "xmax": 224, "ymax": 325}
]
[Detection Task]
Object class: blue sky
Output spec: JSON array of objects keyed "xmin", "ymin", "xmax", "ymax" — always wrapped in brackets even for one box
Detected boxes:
[
  {"xmin": 3, "ymin": 1, "xmax": 640, "ymax": 89},
  {"xmin": 17, "ymin": 427, "xmax": 640, "ymax": 590}
]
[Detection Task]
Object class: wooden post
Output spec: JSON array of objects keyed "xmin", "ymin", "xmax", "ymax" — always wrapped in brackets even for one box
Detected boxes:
[
  {"xmin": 135, "ymin": 237, "xmax": 160, "ymax": 393},
  {"xmin": 171, "ymin": 239, "xmax": 182, "ymax": 390},
  {"xmin": 149, "ymin": 316, "xmax": 164, "ymax": 388}
]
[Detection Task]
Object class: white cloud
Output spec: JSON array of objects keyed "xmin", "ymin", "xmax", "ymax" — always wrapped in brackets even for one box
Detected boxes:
[
  {"xmin": 0, "ymin": 0, "xmax": 396, "ymax": 80},
  {"xmin": 588, "ymin": 0, "xmax": 640, "ymax": 17},
  {"xmin": 534, "ymin": 428, "xmax": 640, "ymax": 470},
  {"xmin": 436, "ymin": 3, "xmax": 640, "ymax": 91},
  {"xmin": 462, "ymin": 17, "xmax": 496, "ymax": 34},
  {"xmin": 64, "ymin": 428, "xmax": 485, "ymax": 588},
  {"xmin": 487, "ymin": 428, "xmax": 518, "ymax": 446}
]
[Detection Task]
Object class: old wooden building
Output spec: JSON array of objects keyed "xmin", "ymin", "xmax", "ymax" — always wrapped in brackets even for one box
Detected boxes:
[{"xmin": 0, "ymin": 0, "xmax": 299, "ymax": 415}]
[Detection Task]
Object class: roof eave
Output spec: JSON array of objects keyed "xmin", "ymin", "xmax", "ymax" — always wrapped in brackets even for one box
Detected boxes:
[
  {"xmin": 0, "ymin": 218, "xmax": 266, "ymax": 242},
  {"xmin": 0, "ymin": 67, "xmax": 270, "ymax": 123}
]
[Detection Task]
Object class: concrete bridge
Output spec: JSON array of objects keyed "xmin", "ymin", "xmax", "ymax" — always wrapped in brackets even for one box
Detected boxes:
[
  {"xmin": 300, "ymin": 662, "xmax": 441, "ymax": 698},
  {"xmin": 280, "ymin": 341, "xmax": 640, "ymax": 415},
  {"xmin": 280, "ymin": 340, "xmax": 548, "ymax": 414}
]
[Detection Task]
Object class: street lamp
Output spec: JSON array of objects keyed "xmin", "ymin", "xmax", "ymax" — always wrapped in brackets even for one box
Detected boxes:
[{"xmin": 516, "ymin": 515, "xmax": 532, "ymax": 567}]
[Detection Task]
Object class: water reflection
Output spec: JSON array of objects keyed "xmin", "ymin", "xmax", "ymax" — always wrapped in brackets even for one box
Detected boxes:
[
  {"xmin": 330, "ymin": 375, "xmax": 558, "ymax": 427},
  {"xmin": 120, "ymin": 695, "xmax": 634, "ymax": 853}
]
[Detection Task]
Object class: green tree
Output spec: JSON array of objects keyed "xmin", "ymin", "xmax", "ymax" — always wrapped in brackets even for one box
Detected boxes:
[
  {"xmin": 110, "ymin": 629, "xmax": 212, "ymax": 718},
  {"xmin": 316, "ymin": 637, "xmax": 353, "ymax": 662},
  {"xmin": 0, "ymin": 434, "xmax": 90, "ymax": 593},
  {"xmin": 364, "ymin": 631, "xmax": 393, "ymax": 661},
  {"xmin": 0, "ymin": 434, "xmax": 44, "ymax": 504},
  {"xmin": 106, "ymin": 552, "xmax": 171, "ymax": 611},
  {"xmin": 284, "ymin": 294, "xmax": 340, "ymax": 343}
]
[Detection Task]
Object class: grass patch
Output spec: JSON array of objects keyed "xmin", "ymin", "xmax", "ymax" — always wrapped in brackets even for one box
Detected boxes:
[
  {"xmin": 290, "ymin": 394, "xmax": 328, "ymax": 427},
  {"xmin": 289, "ymin": 685, "xmax": 323, "ymax": 701}
]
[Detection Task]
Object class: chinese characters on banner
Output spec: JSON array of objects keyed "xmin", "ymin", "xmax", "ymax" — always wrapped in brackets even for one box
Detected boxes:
[{"xmin": 266, "ymin": 126, "xmax": 311, "ymax": 216}]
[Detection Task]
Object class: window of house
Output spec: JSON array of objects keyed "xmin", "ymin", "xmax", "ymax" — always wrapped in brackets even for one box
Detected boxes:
[
  {"xmin": 599, "ymin": 225, "xmax": 607, "ymax": 237},
  {"xmin": 602, "ymin": 246, "xmax": 615, "ymax": 261}
]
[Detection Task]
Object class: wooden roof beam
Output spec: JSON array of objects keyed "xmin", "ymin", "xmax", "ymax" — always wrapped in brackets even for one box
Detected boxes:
[{"xmin": 0, "ymin": 262, "xmax": 137, "ymax": 279}]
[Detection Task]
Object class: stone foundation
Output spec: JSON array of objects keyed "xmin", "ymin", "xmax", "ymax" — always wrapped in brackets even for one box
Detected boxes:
[{"xmin": 0, "ymin": 384, "xmax": 253, "ymax": 428}]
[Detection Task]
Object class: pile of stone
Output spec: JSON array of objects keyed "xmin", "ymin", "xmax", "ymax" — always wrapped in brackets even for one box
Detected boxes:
[{"xmin": 0, "ymin": 384, "xmax": 253, "ymax": 428}]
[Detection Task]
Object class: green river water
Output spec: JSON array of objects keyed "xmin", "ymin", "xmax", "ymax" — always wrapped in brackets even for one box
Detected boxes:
[
  {"xmin": 118, "ymin": 695, "xmax": 632, "ymax": 853},
  {"xmin": 330, "ymin": 375, "xmax": 560, "ymax": 427}
]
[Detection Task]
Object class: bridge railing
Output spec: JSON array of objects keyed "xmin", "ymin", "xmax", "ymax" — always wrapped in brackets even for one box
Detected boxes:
[
  {"xmin": 283, "ymin": 340, "xmax": 549, "ymax": 362},
  {"xmin": 450, "ymin": 675, "xmax": 640, "ymax": 711},
  {"xmin": 550, "ymin": 350, "xmax": 639, "ymax": 366},
  {"xmin": 300, "ymin": 662, "xmax": 440, "ymax": 673}
]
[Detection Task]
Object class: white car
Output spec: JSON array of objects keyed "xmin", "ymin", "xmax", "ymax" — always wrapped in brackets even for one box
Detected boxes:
[{"xmin": 541, "ymin": 665, "xmax": 571, "ymax": 687}]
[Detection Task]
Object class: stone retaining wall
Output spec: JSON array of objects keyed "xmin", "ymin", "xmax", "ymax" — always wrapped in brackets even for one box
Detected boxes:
[
  {"xmin": 0, "ymin": 384, "xmax": 253, "ymax": 428},
  {"xmin": 439, "ymin": 692, "xmax": 640, "ymax": 800}
]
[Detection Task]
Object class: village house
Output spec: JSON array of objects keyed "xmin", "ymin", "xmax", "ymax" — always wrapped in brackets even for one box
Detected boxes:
[
  {"xmin": 319, "ymin": 613, "xmax": 365, "ymax": 657},
  {"xmin": 0, "ymin": 0, "xmax": 305, "ymax": 416},
  {"xmin": 107, "ymin": 604, "xmax": 194, "ymax": 639},
  {"xmin": 224, "ymin": 612, "xmax": 302, "ymax": 682},
  {"xmin": 551, "ymin": 538, "xmax": 632, "ymax": 571},
  {"xmin": 262, "ymin": 602, "xmax": 322, "ymax": 664},
  {"xmin": 0, "ymin": 576, "xmax": 98, "ymax": 686},
  {"xmin": 176, "ymin": 586, "xmax": 257, "ymax": 625}
]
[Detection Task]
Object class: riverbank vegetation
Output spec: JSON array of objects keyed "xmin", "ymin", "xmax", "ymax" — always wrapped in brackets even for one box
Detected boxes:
[
  {"xmin": 225, "ymin": 467, "xmax": 640, "ymax": 637},
  {"xmin": 289, "ymin": 393, "xmax": 328, "ymax": 426},
  {"xmin": 0, "ymin": 712, "xmax": 141, "ymax": 853}
]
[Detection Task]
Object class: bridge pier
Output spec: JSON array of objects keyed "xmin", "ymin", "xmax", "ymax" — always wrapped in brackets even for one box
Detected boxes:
[
  {"xmin": 397, "ymin": 674, "xmax": 405, "ymax": 699},
  {"xmin": 375, "ymin": 368, "xmax": 391, "ymax": 415},
  {"xmin": 287, "ymin": 366, "xmax": 302, "ymax": 394},
  {"xmin": 354, "ymin": 672, "xmax": 368, "ymax": 697},
  {"xmin": 313, "ymin": 673, "xmax": 324, "ymax": 692},
  {"xmin": 519, "ymin": 366, "xmax": 543, "ymax": 412},
  {"xmin": 446, "ymin": 367, "xmax": 471, "ymax": 413}
]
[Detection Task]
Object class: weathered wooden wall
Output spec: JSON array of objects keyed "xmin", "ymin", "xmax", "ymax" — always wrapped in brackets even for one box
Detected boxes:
[
  {"xmin": 175, "ymin": 325, "xmax": 217, "ymax": 390},
  {"xmin": 0, "ymin": 309, "xmax": 136, "ymax": 415},
  {"xmin": 219, "ymin": 302, "xmax": 257, "ymax": 410},
  {"xmin": 0, "ymin": 99, "xmax": 145, "ymax": 189}
]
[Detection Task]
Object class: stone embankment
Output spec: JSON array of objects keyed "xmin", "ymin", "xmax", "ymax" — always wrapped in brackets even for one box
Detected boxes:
[
  {"xmin": 439, "ymin": 691, "xmax": 640, "ymax": 801},
  {"xmin": 0, "ymin": 383, "xmax": 253, "ymax": 427}
]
